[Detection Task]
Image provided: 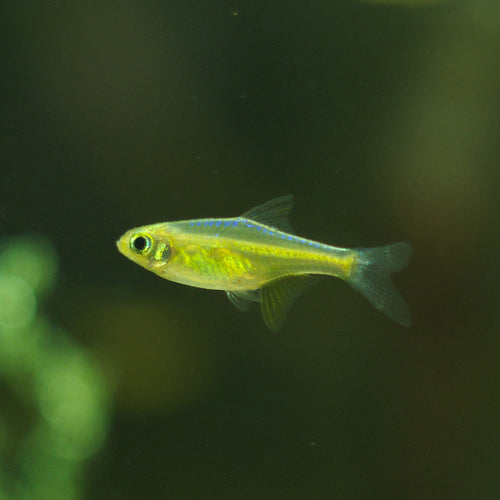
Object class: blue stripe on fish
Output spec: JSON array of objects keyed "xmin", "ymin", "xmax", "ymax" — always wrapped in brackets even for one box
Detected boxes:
[{"xmin": 191, "ymin": 219, "xmax": 327, "ymax": 251}]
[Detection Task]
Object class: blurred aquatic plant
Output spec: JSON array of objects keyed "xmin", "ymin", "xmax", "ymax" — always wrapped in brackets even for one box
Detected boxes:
[{"xmin": 0, "ymin": 236, "xmax": 111, "ymax": 500}]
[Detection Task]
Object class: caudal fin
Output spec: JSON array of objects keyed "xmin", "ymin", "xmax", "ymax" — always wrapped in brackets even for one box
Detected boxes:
[{"xmin": 347, "ymin": 242, "xmax": 412, "ymax": 326}]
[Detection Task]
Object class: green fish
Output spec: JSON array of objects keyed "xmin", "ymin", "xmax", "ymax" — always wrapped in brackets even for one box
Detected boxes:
[{"xmin": 117, "ymin": 196, "xmax": 412, "ymax": 331}]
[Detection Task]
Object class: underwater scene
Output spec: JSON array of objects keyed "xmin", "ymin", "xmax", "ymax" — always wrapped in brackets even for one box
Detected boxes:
[{"xmin": 1, "ymin": 1, "xmax": 499, "ymax": 498}]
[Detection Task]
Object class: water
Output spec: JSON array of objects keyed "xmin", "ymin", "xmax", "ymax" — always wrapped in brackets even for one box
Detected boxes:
[{"xmin": 1, "ymin": 1, "xmax": 499, "ymax": 498}]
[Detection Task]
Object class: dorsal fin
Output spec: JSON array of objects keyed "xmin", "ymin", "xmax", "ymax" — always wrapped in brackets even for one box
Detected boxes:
[{"xmin": 241, "ymin": 195, "xmax": 295, "ymax": 234}]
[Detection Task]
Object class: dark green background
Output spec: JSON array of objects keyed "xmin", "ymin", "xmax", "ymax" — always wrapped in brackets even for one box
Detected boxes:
[{"xmin": 2, "ymin": 1, "xmax": 499, "ymax": 498}]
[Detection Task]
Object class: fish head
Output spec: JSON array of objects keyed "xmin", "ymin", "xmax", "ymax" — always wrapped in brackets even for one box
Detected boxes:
[{"xmin": 116, "ymin": 223, "xmax": 175, "ymax": 277}]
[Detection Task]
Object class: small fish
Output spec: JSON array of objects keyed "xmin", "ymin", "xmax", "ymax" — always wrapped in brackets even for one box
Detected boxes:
[{"xmin": 117, "ymin": 196, "xmax": 412, "ymax": 331}]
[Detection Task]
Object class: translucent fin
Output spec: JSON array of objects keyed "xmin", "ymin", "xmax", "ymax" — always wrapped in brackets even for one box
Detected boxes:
[
  {"xmin": 241, "ymin": 195, "xmax": 295, "ymax": 234},
  {"xmin": 347, "ymin": 242, "xmax": 412, "ymax": 327},
  {"xmin": 226, "ymin": 289, "xmax": 261, "ymax": 312},
  {"xmin": 261, "ymin": 275, "xmax": 318, "ymax": 332}
]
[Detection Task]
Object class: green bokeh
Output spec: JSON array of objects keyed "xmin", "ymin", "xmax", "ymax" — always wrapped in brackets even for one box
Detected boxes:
[{"xmin": 0, "ymin": 239, "xmax": 111, "ymax": 499}]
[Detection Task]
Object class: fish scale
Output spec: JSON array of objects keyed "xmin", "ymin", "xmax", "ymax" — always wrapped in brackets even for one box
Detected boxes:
[{"xmin": 191, "ymin": 217, "xmax": 326, "ymax": 249}]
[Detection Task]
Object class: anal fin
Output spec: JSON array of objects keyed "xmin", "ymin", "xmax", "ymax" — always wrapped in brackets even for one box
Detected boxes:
[{"xmin": 261, "ymin": 275, "xmax": 320, "ymax": 332}]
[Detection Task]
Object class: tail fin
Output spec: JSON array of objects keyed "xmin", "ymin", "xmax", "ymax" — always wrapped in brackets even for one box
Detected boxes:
[{"xmin": 347, "ymin": 242, "xmax": 412, "ymax": 326}]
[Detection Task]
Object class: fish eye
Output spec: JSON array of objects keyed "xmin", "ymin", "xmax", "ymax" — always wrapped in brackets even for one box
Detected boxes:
[{"xmin": 130, "ymin": 233, "xmax": 152, "ymax": 255}]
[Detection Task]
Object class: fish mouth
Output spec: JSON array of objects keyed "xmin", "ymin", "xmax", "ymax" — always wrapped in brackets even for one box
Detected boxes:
[{"xmin": 116, "ymin": 237, "xmax": 128, "ymax": 255}]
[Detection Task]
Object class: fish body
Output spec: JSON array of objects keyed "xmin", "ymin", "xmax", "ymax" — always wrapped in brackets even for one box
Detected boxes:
[{"xmin": 117, "ymin": 196, "xmax": 412, "ymax": 331}]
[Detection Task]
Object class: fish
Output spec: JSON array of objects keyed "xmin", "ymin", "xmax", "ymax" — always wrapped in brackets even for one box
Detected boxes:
[{"xmin": 116, "ymin": 196, "xmax": 412, "ymax": 331}]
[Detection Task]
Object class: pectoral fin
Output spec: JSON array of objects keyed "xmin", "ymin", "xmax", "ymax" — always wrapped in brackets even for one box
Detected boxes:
[{"xmin": 261, "ymin": 276, "xmax": 320, "ymax": 332}]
